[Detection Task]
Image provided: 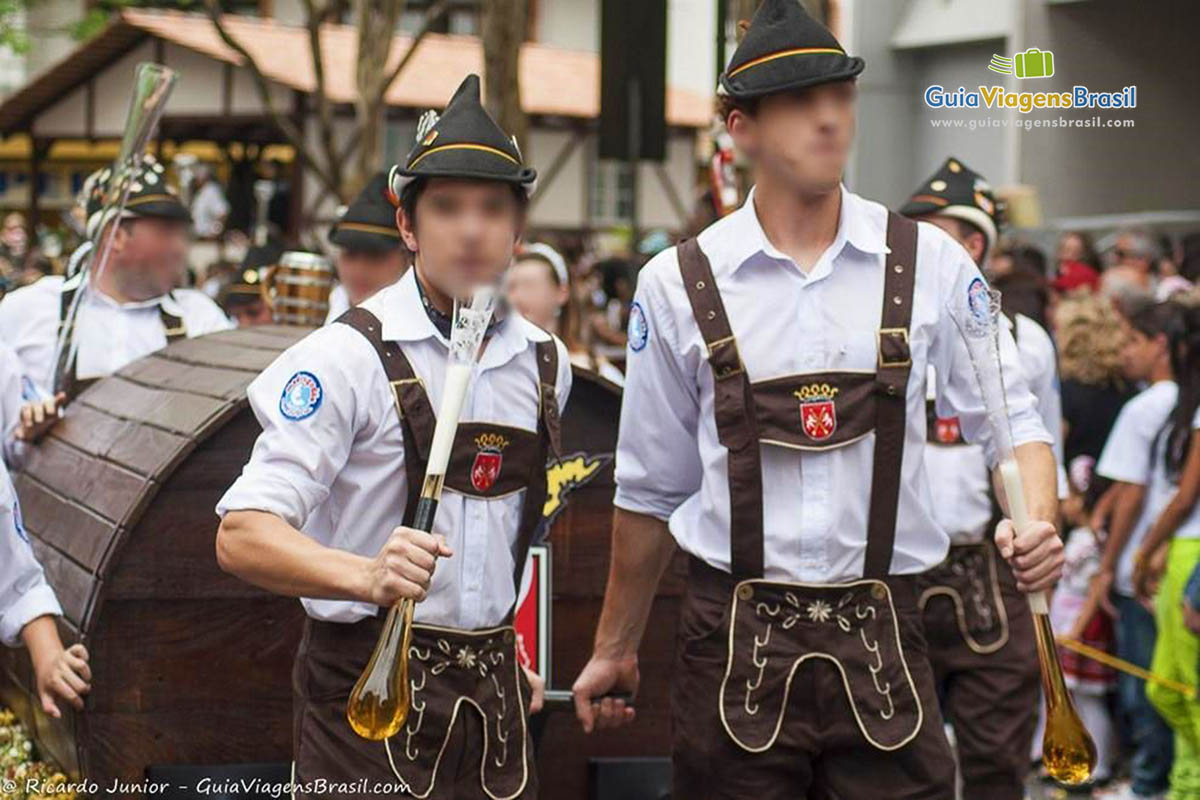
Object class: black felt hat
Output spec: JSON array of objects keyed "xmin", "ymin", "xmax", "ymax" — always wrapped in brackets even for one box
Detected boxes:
[
  {"xmin": 329, "ymin": 172, "xmax": 402, "ymax": 253},
  {"xmin": 719, "ymin": 0, "xmax": 864, "ymax": 100},
  {"xmin": 900, "ymin": 156, "xmax": 1000, "ymax": 250},
  {"xmin": 389, "ymin": 74, "xmax": 537, "ymax": 198},
  {"xmin": 84, "ymin": 154, "xmax": 191, "ymax": 239}
]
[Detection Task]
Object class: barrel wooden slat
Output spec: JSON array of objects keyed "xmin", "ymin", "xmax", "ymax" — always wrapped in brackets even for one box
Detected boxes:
[
  {"xmin": 78, "ymin": 378, "xmax": 230, "ymax": 438},
  {"xmin": 201, "ymin": 326, "xmax": 313, "ymax": 351},
  {"xmin": 157, "ymin": 337, "xmax": 286, "ymax": 372},
  {"xmin": 21, "ymin": 437, "xmax": 148, "ymax": 527},
  {"xmin": 46, "ymin": 403, "xmax": 194, "ymax": 479},
  {"xmin": 30, "ymin": 538, "xmax": 95, "ymax": 630},
  {"xmin": 118, "ymin": 355, "xmax": 257, "ymax": 402},
  {"xmin": 12, "ymin": 474, "xmax": 114, "ymax": 572}
]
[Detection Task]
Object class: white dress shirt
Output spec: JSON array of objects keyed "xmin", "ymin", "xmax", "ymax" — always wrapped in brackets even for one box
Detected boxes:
[
  {"xmin": 323, "ymin": 283, "xmax": 350, "ymax": 325},
  {"xmin": 1, "ymin": 341, "xmax": 23, "ymax": 468},
  {"xmin": 1095, "ymin": 380, "xmax": 1200, "ymax": 596},
  {"xmin": 925, "ymin": 313, "xmax": 1066, "ymax": 546},
  {"xmin": 0, "ymin": 275, "xmax": 233, "ymax": 392},
  {"xmin": 0, "ymin": 459, "xmax": 62, "ymax": 647},
  {"xmin": 613, "ymin": 186, "xmax": 1050, "ymax": 583},
  {"xmin": 217, "ymin": 269, "xmax": 572, "ymax": 628}
]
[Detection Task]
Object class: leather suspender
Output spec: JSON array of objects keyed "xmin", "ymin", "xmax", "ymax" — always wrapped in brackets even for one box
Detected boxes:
[
  {"xmin": 677, "ymin": 211, "xmax": 919, "ymax": 581},
  {"xmin": 337, "ymin": 306, "xmax": 561, "ymax": 619},
  {"xmin": 678, "ymin": 238, "xmax": 764, "ymax": 580},
  {"xmin": 863, "ymin": 212, "xmax": 919, "ymax": 578}
]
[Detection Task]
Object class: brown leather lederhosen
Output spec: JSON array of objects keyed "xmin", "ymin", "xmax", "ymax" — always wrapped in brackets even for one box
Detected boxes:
[
  {"xmin": 916, "ymin": 360, "xmax": 1039, "ymax": 799},
  {"xmin": 292, "ymin": 307, "xmax": 560, "ymax": 800},
  {"xmin": 670, "ymin": 213, "xmax": 956, "ymax": 799},
  {"xmin": 55, "ymin": 273, "xmax": 186, "ymax": 399}
]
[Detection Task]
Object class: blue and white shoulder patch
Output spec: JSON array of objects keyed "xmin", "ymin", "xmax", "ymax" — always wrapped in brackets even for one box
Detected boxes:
[
  {"xmin": 279, "ymin": 370, "xmax": 324, "ymax": 420},
  {"xmin": 628, "ymin": 301, "xmax": 650, "ymax": 352}
]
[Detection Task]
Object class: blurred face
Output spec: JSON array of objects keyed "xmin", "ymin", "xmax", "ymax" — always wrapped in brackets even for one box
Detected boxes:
[
  {"xmin": 924, "ymin": 215, "xmax": 987, "ymax": 266},
  {"xmin": 336, "ymin": 247, "xmax": 407, "ymax": 306},
  {"xmin": 109, "ymin": 217, "xmax": 191, "ymax": 300},
  {"xmin": 1115, "ymin": 233, "xmax": 1152, "ymax": 274},
  {"xmin": 398, "ymin": 178, "xmax": 523, "ymax": 301},
  {"xmin": 230, "ymin": 298, "xmax": 274, "ymax": 327},
  {"xmin": 727, "ymin": 81, "xmax": 856, "ymax": 192},
  {"xmin": 1057, "ymin": 233, "xmax": 1086, "ymax": 263},
  {"xmin": 504, "ymin": 257, "xmax": 567, "ymax": 331},
  {"xmin": 1121, "ymin": 326, "xmax": 1164, "ymax": 382}
]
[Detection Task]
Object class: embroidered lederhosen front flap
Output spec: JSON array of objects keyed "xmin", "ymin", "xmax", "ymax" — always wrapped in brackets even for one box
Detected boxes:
[
  {"xmin": 916, "ymin": 543, "xmax": 1010, "ymax": 654},
  {"xmin": 754, "ymin": 371, "xmax": 878, "ymax": 451},
  {"xmin": 720, "ymin": 579, "xmax": 923, "ymax": 752},
  {"xmin": 393, "ymin": 624, "xmax": 531, "ymax": 800},
  {"xmin": 443, "ymin": 423, "xmax": 540, "ymax": 499}
]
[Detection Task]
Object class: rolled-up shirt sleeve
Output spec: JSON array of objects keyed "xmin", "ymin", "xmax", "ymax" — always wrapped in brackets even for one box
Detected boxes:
[
  {"xmin": 0, "ymin": 465, "xmax": 63, "ymax": 647},
  {"xmin": 216, "ymin": 327, "xmax": 363, "ymax": 530},
  {"xmin": 613, "ymin": 251, "xmax": 703, "ymax": 520},
  {"xmin": 931, "ymin": 244, "xmax": 1051, "ymax": 467}
]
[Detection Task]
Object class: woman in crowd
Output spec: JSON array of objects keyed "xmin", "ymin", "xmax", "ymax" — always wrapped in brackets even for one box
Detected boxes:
[
  {"xmin": 504, "ymin": 242, "xmax": 624, "ymax": 385},
  {"xmin": 1132, "ymin": 294, "xmax": 1200, "ymax": 800}
]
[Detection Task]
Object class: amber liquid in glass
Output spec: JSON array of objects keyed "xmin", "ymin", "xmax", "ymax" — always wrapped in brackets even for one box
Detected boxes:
[
  {"xmin": 345, "ymin": 600, "xmax": 415, "ymax": 740},
  {"xmin": 1032, "ymin": 612, "xmax": 1097, "ymax": 785}
]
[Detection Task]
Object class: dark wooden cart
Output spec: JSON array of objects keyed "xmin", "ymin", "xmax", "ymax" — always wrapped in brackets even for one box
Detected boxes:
[{"xmin": 0, "ymin": 326, "xmax": 682, "ymax": 797}]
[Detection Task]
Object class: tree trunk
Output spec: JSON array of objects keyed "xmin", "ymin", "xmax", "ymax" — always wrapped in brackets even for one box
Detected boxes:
[
  {"xmin": 481, "ymin": 0, "xmax": 528, "ymax": 155},
  {"xmin": 352, "ymin": 0, "xmax": 405, "ymax": 197}
]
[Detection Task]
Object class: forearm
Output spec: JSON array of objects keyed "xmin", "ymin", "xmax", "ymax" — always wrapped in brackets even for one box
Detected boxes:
[
  {"xmin": 1099, "ymin": 484, "xmax": 1144, "ymax": 572},
  {"xmin": 593, "ymin": 508, "xmax": 677, "ymax": 659},
  {"xmin": 993, "ymin": 441, "xmax": 1058, "ymax": 524},
  {"xmin": 21, "ymin": 615, "xmax": 63, "ymax": 669},
  {"xmin": 216, "ymin": 510, "xmax": 371, "ymax": 602}
]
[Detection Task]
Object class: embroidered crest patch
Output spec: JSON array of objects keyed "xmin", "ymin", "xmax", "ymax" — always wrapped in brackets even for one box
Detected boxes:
[
  {"xmin": 628, "ymin": 301, "xmax": 649, "ymax": 352},
  {"xmin": 794, "ymin": 382, "xmax": 840, "ymax": 441},
  {"xmin": 966, "ymin": 277, "xmax": 991, "ymax": 326},
  {"xmin": 935, "ymin": 416, "xmax": 963, "ymax": 444},
  {"xmin": 471, "ymin": 432, "xmax": 510, "ymax": 492},
  {"xmin": 279, "ymin": 371, "xmax": 323, "ymax": 420}
]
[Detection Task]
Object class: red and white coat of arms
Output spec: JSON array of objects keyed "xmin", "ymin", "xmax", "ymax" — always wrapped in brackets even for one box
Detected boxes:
[
  {"xmin": 470, "ymin": 432, "xmax": 510, "ymax": 492},
  {"xmin": 794, "ymin": 383, "xmax": 840, "ymax": 442}
]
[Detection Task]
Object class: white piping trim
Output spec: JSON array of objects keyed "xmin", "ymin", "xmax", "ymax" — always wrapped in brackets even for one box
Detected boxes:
[{"xmin": 716, "ymin": 578, "xmax": 924, "ymax": 753}]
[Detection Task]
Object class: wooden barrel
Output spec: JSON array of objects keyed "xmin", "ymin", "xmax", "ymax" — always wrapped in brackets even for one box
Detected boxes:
[{"xmin": 0, "ymin": 327, "xmax": 681, "ymax": 792}]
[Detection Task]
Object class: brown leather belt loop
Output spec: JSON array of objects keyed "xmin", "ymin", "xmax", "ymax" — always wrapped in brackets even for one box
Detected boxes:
[
  {"xmin": 337, "ymin": 307, "xmax": 560, "ymax": 616},
  {"xmin": 678, "ymin": 238, "xmax": 764, "ymax": 580},
  {"xmin": 863, "ymin": 212, "xmax": 919, "ymax": 579}
]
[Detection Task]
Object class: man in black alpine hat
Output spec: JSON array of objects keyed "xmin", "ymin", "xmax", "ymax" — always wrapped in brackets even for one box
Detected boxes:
[
  {"xmin": 902, "ymin": 156, "xmax": 1064, "ymax": 800},
  {"xmin": 0, "ymin": 155, "xmax": 231, "ymax": 441},
  {"xmin": 324, "ymin": 171, "xmax": 410, "ymax": 323},
  {"xmin": 572, "ymin": 1, "xmax": 1063, "ymax": 797},
  {"xmin": 216, "ymin": 74, "xmax": 568, "ymax": 799}
]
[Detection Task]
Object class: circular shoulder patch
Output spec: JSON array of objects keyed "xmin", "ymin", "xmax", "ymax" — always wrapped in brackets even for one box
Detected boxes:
[
  {"xmin": 966, "ymin": 277, "xmax": 990, "ymax": 325},
  {"xmin": 628, "ymin": 301, "xmax": 650, "ymax": 352},
  {"xmin": 279, "ymin": 371, "xmax": 323, "ymax": 420}
]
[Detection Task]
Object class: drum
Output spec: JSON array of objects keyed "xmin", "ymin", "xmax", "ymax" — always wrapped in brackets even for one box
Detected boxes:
[{"xmin": 261, "ymin": 251, "xmax": 335, "ymax": 326}]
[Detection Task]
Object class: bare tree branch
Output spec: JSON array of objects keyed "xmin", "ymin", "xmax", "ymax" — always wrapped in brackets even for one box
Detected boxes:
[
  {"xmin": 300, "ymin": 0, "xmax": 343, "ymax": 198},
  {"xmin": 202, "ymin": 0, "xmax": 340, "ymax": 195},
  {"xmin": 336, "ymin": 0, "xmax": 448, "ymax": 180}
]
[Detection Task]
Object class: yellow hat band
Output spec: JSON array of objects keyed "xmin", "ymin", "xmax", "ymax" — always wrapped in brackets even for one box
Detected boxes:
[
  {"xmin": 336, "ymin": 222, "xmax": 400, "ymax": 238},
  {"xmin": 407, "ymin": 142, "xmax": 519, "ymax": 171},
  {"xmin": 727, "ymin": 47, "xmax": 846, "ymax": 79}
]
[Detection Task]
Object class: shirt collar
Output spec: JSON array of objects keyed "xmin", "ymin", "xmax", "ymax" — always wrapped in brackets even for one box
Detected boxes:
[
  {"xmin": 86, "ymin": 284, "xmax": 177, "ymax": 313},
  {"xmin": 724, "ymin": 183, "xmax": 890, "ymax": 276},
  {"xmin": 377, "ymin": 268, "xmax": 550, "ymax": 368}
]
